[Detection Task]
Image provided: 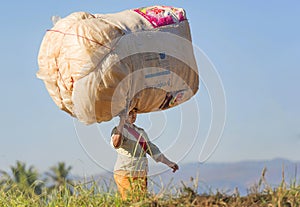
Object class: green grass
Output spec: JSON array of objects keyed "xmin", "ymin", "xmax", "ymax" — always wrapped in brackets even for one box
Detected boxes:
[{"xmin": 0, "ymin": 176, "xmax": 299, "ymax": 207}]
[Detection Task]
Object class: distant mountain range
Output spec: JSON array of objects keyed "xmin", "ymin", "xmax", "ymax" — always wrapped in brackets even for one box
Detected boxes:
[
  {"xmin": 83, "ymin": 158, "xmax": 300, "ymax": 196},
  {"xmin": 151, "ymin": 158, "xmax": 300, "ymax": 195}
]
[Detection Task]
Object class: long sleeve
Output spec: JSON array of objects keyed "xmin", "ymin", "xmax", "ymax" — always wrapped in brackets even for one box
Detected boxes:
[
  {"xmin": 141, "ymin": 131, "xmax": 162, "ymax": 162},
  {"xmin": 146, "ymin": 141, "xmax": 163, "ymax": 162}
]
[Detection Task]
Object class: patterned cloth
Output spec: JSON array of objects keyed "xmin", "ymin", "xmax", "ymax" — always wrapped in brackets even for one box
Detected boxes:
[{"xmin": 134, "ymin": 5, "xmax": 186, "ymax": 28}]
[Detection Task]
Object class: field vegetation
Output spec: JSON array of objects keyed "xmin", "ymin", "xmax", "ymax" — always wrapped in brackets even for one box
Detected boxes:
[{"xmin": 0, "ymin": 161, "xmax": 299, "ymax": 206}]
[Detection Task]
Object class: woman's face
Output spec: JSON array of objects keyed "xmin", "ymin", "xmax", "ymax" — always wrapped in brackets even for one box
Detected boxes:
[{"xmin": 127, "ymin": 109, "xmax": 137, "ymax": 124}]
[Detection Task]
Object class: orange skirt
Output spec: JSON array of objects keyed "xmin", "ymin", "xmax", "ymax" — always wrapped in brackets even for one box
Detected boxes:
[{"xmin": 114, "ymin": 171, "xmax": 147, "ymax": 200}]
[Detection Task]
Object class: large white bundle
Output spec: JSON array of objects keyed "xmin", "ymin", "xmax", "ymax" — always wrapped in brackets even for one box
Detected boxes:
[{"xmin": 37, "ymin": 6, "xmax": 199, "ymax": 124}]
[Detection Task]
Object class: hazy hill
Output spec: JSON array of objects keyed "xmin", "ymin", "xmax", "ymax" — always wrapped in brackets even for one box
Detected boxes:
[
  {"xmin": 153, "ymin": 158, "xmax": 300, "ymax": 195},
  {"xmin": 88, "ymin": 158, "xmax": 300, "ymax": 196}
]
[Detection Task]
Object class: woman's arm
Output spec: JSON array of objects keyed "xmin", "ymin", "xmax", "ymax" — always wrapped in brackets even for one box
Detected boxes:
[
  {"xmin": 111, "ymin": 115, "xmax": 126, "ymax": 148},
  {"xmin": 156, "ymin": 154, "xmax": 179, "ymax": 173},
  {"xmin": 145, "ymin": 133, "xmax": 179, "ymax": 173}
]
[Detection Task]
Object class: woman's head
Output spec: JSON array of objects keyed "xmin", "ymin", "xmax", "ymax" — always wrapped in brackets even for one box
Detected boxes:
[{"xmin": 126, "ymin": 108, "xmax": 138, "ymax": 124}]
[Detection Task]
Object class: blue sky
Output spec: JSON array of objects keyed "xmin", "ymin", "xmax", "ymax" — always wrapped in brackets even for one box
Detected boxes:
[{"xmin": 0, "ymin": 1, "xmax": 299, "ymax": 176}]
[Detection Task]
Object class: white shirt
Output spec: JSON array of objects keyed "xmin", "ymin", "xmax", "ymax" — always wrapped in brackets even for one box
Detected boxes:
[{"xmin": 111, "ymin": 123, "xmax": 162, "ymax": 174}]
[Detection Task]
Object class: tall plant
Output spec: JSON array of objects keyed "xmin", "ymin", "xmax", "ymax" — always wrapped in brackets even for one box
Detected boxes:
[
  {"xmin": 1, "ymin": 161, "xmax": 43, "ymax": 195},
  {"xmin": 46, "ymin": 162, "xmax": 73, "ymax": 191}
]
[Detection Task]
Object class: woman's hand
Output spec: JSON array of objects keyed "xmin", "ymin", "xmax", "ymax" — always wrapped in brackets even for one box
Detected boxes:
[
  {"xmin": 157, "ymin": 154, "xmax": 179, "ymax": 173},
  {"xmin": 168, "ymin": 162, "xmax": 179, "ymax": 173}
]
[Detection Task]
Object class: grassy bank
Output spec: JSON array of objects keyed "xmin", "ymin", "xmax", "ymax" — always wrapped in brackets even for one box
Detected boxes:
[
  {"xmin": 1, "ymin": 162, "xmax": 299, "ymax": 206},
  {"xmin": 0, "ymin": 178, "xmax": 299, "ymax": 207}
]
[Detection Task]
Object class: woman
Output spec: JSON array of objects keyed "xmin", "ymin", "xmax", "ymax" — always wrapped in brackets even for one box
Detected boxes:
[{"xmin": 111, "ymin": 108, "xmax": 179, "ymax": 200}]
